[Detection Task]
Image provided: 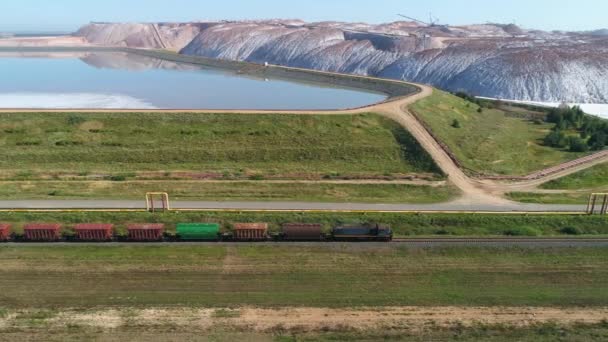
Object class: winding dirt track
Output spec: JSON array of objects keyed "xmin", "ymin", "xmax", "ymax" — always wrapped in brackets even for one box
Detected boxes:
[{"xmin": 1, "ymin": 60, "xmax": 603, "ymax": 207}]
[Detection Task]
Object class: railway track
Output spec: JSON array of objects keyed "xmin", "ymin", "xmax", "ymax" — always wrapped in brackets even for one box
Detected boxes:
[
  {"xmin": 391, "ymin": 237, "xmax": 608, "ymax": 247},
  {"xmin": 392, "ymin": 237, "xmax": 608, "ymax": 243},
  {"xmin": 3, "ymin": 238, "xmax": 608, "ymax": 248}
]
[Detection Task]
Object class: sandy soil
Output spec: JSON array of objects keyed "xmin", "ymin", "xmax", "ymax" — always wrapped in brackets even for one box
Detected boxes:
[{"xmin": 2, "ymin": 306, "xmax": 607, "ymax": 332}]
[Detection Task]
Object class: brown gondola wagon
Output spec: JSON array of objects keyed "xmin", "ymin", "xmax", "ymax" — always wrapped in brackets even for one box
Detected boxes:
[
  {"xmin": 127, "ymin": 223, "xmax": 165, "ymax": 241},
  {"xmin": 74, "ymin": 223, "xmax": 114, "ymax": 241},
  {"xmin": 0, "ymin": 223, "xmax": 11, "ymax": 241},
  {"xmin": 23, "ymin": 223, "xmax": 62, "ymax": 242},
  {"xmin": 233, "ymin": 223, "xmax": 268, "ymax": 241}
]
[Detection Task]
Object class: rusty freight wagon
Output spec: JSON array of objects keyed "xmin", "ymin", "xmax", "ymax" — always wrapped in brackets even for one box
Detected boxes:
[
  {"xmin": 74, "ymin": 224, "xmax": 114, "ymax": 241},
  {"xmin": 127, "ymin": 224, "xmax": 165, "ymax": 241},
  {"xmin": 0, "ymin": 224, "xmax": 11, "ymax": 241},
  {"xmin": 23, "ymin": 223, "xmax": 62, "ymax": 242},
  {"xmin": 281, "ymin": 223, "xmax": 324, "ymax": 241},
  {"xmin": 233, "ymin": 223, "xmax": 268, "ymax": 241}
]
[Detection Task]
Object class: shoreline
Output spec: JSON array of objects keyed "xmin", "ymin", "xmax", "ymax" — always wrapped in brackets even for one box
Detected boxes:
[{"xmin": 0, "ymin": 45, "xmax": 414, "ymax": 111}]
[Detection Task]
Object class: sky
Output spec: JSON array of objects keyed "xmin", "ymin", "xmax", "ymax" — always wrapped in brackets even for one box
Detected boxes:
[{"xmin": 0, "ymin": 0, "xmax": 606, "ymax": 33}]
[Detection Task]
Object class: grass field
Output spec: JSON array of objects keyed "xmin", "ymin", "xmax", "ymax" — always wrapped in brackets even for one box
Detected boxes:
[
  {"xmin": 541, "ymin": 162, "xmax": 608, "ymax": 190},
  {"xmin": 0, "ymin": 245, "xmax": 606, "ymax": 308},
  {"xmin": 1, "ymin": 211, "xmax": 606, "ymax": 237},
  {"xmin": 0, "ymin": 180, "xmax": 458, "ymax": 203},
  {"xmin": 508, "ymin": 162, "xmax": 608, "ymax": 204},
  {"xmin": 410, "ymin": 91, "xmax": 584, "ymax": 176},
  {"xmin": 508, "ymin": 192, "xmax": 590, "ymax": 205},
  {"xmin": 0, "ymin": 112, "xmax": 440, "ymax": 179},
  {"xmin": 1, "ymin": 322, "xmax": 607, "ymax": 342}
]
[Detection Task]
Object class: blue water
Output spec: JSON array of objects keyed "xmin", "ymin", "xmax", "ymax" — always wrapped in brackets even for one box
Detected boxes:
[{"xmin": 0, "ymin": 52, "xmax": 386, "ymax": 109}]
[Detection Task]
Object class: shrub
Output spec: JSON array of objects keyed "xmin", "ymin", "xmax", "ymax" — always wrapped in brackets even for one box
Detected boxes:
[
  {"xmin": 67, "ymin": 115, "xmax": 86, "ymax": 126},
  {"xmin": 502, "ymin": 226, "xmax": 540, "ymax": 236},
  {"xmin": 560, "ymin": 226, "xmax": 582, "ymax": 235},
  {"xmin": 568, "ymin": 136, "xmax": 589, "ymax": 152},
  {"xmin": 101, "ymin": 142, "xmax": 123, "ymax": 147},
  {"xmin": 55, "ymin": 140, "xmax": 83, "ymax": 146},
  {"xmin": 544, "ymin": 130, "xmax": 567, "ymax": 148},
  {"xmin": 106, "ymin": 175, "xmax": 127, "ymax": 182},
  {"xmin": 16, "ymin": 140, "xmax": 41, "ymax": 146},
  {"xmin": 451, "ymin": 119, "xmax": 461, "ymax": 128},
  {"xmin": 588, "ymin": 131, "xmax": 607, "ymax": 150}
]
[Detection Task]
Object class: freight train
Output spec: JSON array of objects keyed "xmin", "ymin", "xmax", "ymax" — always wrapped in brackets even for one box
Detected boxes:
[{"xmin": 0, "ymin": 222, "xmax": 393, "ymax": 243}]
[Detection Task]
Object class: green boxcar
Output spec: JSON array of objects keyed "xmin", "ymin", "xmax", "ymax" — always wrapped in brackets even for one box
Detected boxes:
[{"xmin": 176, "ymin": 223, "xmax": 220, "ymax": 241}]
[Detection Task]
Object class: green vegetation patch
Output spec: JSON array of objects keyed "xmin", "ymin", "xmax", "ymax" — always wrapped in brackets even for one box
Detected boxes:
[
  {"xmin": 508, "ymin": 192, "xmax": 590, "ymax": 205},
  {"xmin": 541, "ymin": 162, "xmax": 608, "ymax": 190},
  {"xmin": 1, "ymin": 211, "xmax": 607, "ymax": 237},
  {"xmin": 0, "ymin": 246, "xmax": 607, "ymax": 308},
  {"xmin": 410, "ymin": 91, "xmax": 585, "ymax": 175},
  {"xmin": 544, "ymin": 106, "xmax": 608, "ymax": 152},
  {"xmin": 0, "ymin": 112, "xmax": 440, "ymax": 178},
  {"xmin": 0, "ymin": 181, "xmax": 458, "ymax": 203},
  {"xmin": 1, "ymin": 321, "xmax": 607, "ymax": 342}
]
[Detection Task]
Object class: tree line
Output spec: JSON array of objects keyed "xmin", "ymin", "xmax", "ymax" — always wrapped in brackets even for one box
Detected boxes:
[{"xmin": 543, "ymin": 106, "xmax": 607, "ymax": 152}]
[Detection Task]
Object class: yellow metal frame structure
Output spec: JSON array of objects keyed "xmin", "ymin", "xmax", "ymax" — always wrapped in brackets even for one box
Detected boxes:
[
  {"xmin": 145, "ymin": 192, "xmax": 171, "ymax": 212},
  {"xmin": 587, "ymin": 193, "xmax": 608, "ymax": 215}
]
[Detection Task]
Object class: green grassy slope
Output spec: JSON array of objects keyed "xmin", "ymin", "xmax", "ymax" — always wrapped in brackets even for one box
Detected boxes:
[
  {"xmin": 410, "ymin": 91, "xmax": 584, "ymax": 176},
  {"xmin": 541, "ymin": 162, "xmax": 608, "ymax": 190},
  {"xmin": 508, "ymin": 162, "xmax": 608, "ymax": 204},
  {"xmin": 0, "ymin": 112, "xmax": 440, "ymax": 179}
]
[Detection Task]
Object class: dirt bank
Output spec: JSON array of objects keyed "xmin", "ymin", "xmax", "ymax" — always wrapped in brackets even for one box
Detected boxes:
[{"xmin": 2, "ymin": 306, "xmax": 607, "ymax": 333}]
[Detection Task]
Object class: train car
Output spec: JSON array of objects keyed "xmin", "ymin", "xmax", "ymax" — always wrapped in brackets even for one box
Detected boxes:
[
  {"xmin": 127, "ymin": 223, "xmax": 165, "ymax": 242},
  {"xmin": 332, "ymin": 224, "xmax": 393, "ymax": 242},
  {"xmin": 23, "ymin": 223, "xmax": 62, "ymax": 242},
  {"xmin": 0, "ymin": 223, "xmax": 11, "ymax": 242},
  {"xmin": 176, "ymin": 223, "xmax": 221, "ymax": 241},
  {"xmin": 280, "ymin": 223, "xmax": 324, "ymax": 241},
  {"xmin": 232, "ymin": 223, "xmax": 268, "ymax": 241},
  {"xmin": 74, "ymin": 223, "xmax": 114, "ymax": 242}
]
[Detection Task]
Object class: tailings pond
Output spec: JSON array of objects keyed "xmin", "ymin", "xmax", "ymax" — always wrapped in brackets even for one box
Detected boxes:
[{"xmin": 0, "ymin": 50, "xmax": 387, "ymax": 110}]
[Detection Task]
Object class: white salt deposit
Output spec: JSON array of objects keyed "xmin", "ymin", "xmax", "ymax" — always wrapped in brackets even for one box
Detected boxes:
[
  {"xmin": 478, "ymin": 97, "xmax": 608, "ymax": 119},
  {"xmin": 0, "ymin": 93, "xmax": 157, "ymax": 109}
]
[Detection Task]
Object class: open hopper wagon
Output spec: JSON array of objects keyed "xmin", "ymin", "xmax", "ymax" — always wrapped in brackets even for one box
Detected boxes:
[
  {"xmin": 23, "ymin": 223, "xmax": 62, "ymax": 242},
  {"xmin": 233, "ymin": 223, "xmax": 268, "ymax": 241},
  {"xmin": 74, "ymin": 223, "xmax": 114, "ymax": 242},
  {"xmin": 0, "ymin": 224, "xmax": 10, "ymax": 241},
  {"xmin": 127, "ymin": 223, "xmax": 165, "ymax": 241}
]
